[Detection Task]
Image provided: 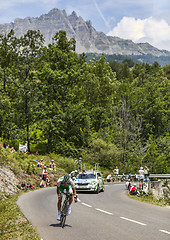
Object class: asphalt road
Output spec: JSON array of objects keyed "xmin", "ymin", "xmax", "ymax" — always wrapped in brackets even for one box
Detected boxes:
[{"xmin": 17, "ymin": 183, "xmax": 170, "ymax": 240}]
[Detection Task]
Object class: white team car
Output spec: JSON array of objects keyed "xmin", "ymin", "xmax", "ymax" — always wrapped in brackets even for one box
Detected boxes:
[{"xmin": 74, "ymin": 170, "xmax": 104, "ymax": 193}]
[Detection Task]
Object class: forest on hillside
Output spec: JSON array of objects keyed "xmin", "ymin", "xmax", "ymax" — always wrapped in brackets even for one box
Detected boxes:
[
  {"xmin": 0, "ymin": 30, "xmax": 169, "ymax": 174},
  {"xmin": 86, "ymin": 53, "xmax": 170, "ymax": 67}
]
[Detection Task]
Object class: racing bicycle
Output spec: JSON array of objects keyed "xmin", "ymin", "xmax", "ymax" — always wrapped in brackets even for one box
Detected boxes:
[{"xmin": 60, "ymin": 192, "xmax": 70, "ymax": 228}]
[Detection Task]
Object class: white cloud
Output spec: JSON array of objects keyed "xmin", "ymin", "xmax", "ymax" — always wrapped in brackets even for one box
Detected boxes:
[{"xmin": 107, "ymin": 16, "xmax": 170, "ymax": 51}]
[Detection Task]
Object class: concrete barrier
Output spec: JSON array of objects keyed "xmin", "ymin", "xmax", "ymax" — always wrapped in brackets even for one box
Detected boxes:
[
  {"xmin": 151, "ymin": 180, "xmax": 164, "ymax": 199},
  {"xmin": 149, "ymin": 180, "xmax": 170, "ymax": 200},
  {"xmin": 140, "ymin": 180, "xmax": 170, "ymax": 200}
]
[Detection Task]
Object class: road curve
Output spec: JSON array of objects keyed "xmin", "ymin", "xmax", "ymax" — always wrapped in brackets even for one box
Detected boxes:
[{"xmin": 17, "ymin": 183, "xmax": 170, "ymax": 240}]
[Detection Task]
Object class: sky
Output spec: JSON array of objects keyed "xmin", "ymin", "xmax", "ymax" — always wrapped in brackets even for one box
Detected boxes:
[{"xmin": 0, "ymin": 0, "xmax": 170, "ymax": 51}]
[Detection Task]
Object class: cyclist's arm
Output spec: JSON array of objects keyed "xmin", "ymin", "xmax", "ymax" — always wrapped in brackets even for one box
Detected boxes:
[
  {"xmin": 73, "ymin": 187, "xmax": 78, "ymax": 202},
  {"xmin": 73, "ymin": 187, "xmax": 76, "ymax": 197},
  {"xmin": 57, "ymin": 186, "xmax": 62, "ymax": 199},
  {"xmin": 56, "ymin": 179, "xmax": 61, "ymax": 197}
]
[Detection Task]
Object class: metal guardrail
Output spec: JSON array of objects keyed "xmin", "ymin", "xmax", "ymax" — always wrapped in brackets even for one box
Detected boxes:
[
  {"xmin": 118, "ymin": 174, "xmax": 170, "ymax": 179},
  {"xmin": 149, "ymin": 174, "xmax": 170, "ymax": 178}
]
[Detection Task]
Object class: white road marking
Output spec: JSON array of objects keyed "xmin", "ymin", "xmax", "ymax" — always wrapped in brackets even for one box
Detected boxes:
[
  {"xmin": 80, "ymin": 201, "xmax": 168, "ymax": 235},
  {"xmin": 159, "ymin": 230, "xmax": 170, "ymax": 235},
  {"xmin": 95, "ymin": 208, "xmax": 113, "ymax": 215},
  {"xmin": 81, "ymin": 202, "xmax": 92, "ymax": 208},
  {"xmin": 120, "ymin": 217, "xmax": 146, "ymax": 226}
]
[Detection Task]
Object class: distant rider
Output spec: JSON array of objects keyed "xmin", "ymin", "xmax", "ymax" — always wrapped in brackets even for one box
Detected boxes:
[{"xmin": 57, "ymin": 175, "xmax": 77, "ymax": 221}]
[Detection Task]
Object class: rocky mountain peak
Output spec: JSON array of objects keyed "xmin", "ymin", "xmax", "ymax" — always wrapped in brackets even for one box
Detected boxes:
[
  {"xmin": 70, "ymin": 11, "xmax": 78, "ymax": 19},
  {"xmin": 0, "ymin": 8, "xmax": 169, "ymax": 57},
  {"xmin": 48, "ymin": 8, "xmax": 67, "ymax": 18}
]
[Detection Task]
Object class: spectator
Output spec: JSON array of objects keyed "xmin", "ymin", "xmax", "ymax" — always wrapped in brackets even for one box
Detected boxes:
[
  {"xmin": 10, "ymin": 147, "xmax": 16, "ymax": 153},
  {"xmin": 49, "ymin": 159, "xmax": 56, "ymax": 170},
  {"xmin": 144, "ymin": 176, "xmax": 150, "ymax": 182},
  {"xmin": 144, "ymin": 166, "xmax": 150, "ymax": 178},
  {"xmin": 126, "ymin": 179, "xmax": 131, "ymax": 190},
  {"xmin": 114, "ymin": 166, "xmax": 119, "ymax": 182},
  {"xmin": 38, "ymin": 159, "xmax": 44, "ymax": 169},
  {"xmin": 107, "ymin": 173, "xmax": 113, "ymax": 182},
  {"xmin": 129, "ymin": 183, "xmax": 138, "ymax": 195},
  {"xmin": 40, "ymin": 165, "xmax": 48, "ymax": 187},
  {"xmin": 25, "ymin": 141, "xmax": 28, "ymax": 152},
  {"xmin": 139, "ymin": 167, "xmax": 145, "ymax": 190},
  {"xmin": 35, "ymin": 150, "xmax": 39, "ymax": 155}
]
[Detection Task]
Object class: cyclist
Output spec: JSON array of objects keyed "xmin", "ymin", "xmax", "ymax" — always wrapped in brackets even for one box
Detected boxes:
[{"xmin": 57, "ymin": 174, "xmax": 77, "ymax": 221}]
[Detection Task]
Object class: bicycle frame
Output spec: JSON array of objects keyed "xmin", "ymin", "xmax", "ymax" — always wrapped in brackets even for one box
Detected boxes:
[{"xmin": 60, "ymin": 193, "xmax": 70, "ymax": 228}]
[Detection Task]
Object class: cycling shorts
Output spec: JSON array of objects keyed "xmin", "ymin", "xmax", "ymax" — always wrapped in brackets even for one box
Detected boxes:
[{"xmin": 60, "ymin": 185, "xmax": 73, "ymax": 195}]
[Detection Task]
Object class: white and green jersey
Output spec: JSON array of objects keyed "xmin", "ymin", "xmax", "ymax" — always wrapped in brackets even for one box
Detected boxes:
[{"xmin": 57, "ymin": 176, "xmax": 75, "ymax": 189}]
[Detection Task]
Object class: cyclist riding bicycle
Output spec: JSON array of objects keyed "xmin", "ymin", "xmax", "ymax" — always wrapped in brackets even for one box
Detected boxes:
[{"xmin": 57, "ymin": 174, "xmax": 77, "ymax": 221}]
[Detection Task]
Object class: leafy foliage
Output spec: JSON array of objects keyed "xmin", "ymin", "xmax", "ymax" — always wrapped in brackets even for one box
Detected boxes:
[{"xmin": 0, "ymin": 30, "xmax": 169, "ymax": 174}]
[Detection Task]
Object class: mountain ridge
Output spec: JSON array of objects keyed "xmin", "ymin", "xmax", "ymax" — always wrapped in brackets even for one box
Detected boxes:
[{"xmin": 0, "ymin": 8, "xmax": 170, "ymax": 57}]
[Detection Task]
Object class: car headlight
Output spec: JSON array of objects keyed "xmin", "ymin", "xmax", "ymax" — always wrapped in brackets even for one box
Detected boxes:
[{"xmin": 91, "ymin": 182, "xmax": 97, "ymax": 186}]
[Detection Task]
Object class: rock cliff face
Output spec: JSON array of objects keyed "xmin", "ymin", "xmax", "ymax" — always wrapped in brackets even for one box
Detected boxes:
[
  {"xmin": 0, "ymin": 166, "xmax": 19, "ymax": 199},
  {"xmin": 0, "ymin": 8, "xmax": 169, "ymax": 57}
]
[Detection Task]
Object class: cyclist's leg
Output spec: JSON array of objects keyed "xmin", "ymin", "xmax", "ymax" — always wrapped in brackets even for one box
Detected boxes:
[
  {"xmin": 65, "ymin": 186, "xmax": 73, "ymax": 215},
  {"xmin": 57, "ymin": 187, "xmax": 63, "ymax": 221},
  {"xmin": 58, "ymin": 186, "xmax": 64, "ymax": 211},
  {"xmin": 66, "ymin": 185, "xmax": 73, "ymax": 205}
]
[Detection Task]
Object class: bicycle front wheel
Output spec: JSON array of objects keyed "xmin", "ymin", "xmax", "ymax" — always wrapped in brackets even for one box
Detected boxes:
[{"xmin": 60, "ymin": 214, "xmax": 66, "ymax": 228}]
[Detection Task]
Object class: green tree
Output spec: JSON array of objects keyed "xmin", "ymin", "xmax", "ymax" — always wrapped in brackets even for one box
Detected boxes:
[
  {"xmin": 37, "ymin": 31, "xmax": 87, "ymax": 154},
  {"xmin": 0, "ymin": 30, "xmax": 44, "ymax": 150}
]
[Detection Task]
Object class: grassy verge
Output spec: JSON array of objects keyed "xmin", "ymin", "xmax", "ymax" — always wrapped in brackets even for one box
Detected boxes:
[
  {"xmin": 0, "ymin": 149, "xmax": 76, "ymax": 239},
  {"xmin": 127, "ymin": 191, "xmax": 168, "ymax": 207},
  {"xmin": 0, "ymin": 193, "xmax": 41, "ymax": 240}
]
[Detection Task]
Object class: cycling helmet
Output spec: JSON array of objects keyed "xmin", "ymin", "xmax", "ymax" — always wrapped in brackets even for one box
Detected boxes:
[{"xmin": 64, "ymin": 175, "xmax": 70, "ymax": 182}]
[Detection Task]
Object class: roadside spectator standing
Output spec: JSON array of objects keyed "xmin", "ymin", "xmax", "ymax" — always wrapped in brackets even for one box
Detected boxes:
[
  {"xmin": 50, "ymin": 159, "xmax": 56, "ymax": 170},
  {"xmin": 139, "ymin": 167, "xmax": 145, "ymax": 190},
  {"xmin": 40, "ymin": 165, "xmax": 48, "ymax": 187},
  {"xmin": 114, "ymin": 166, "xmax": 119, "ymax": 182},
  {"xmin": 126, "ymin": 179, "xmax": 131, "ymax": 190},
  {"xmin": 144, "ymin": 166, "xmax": 149, "ymax": 178}
]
